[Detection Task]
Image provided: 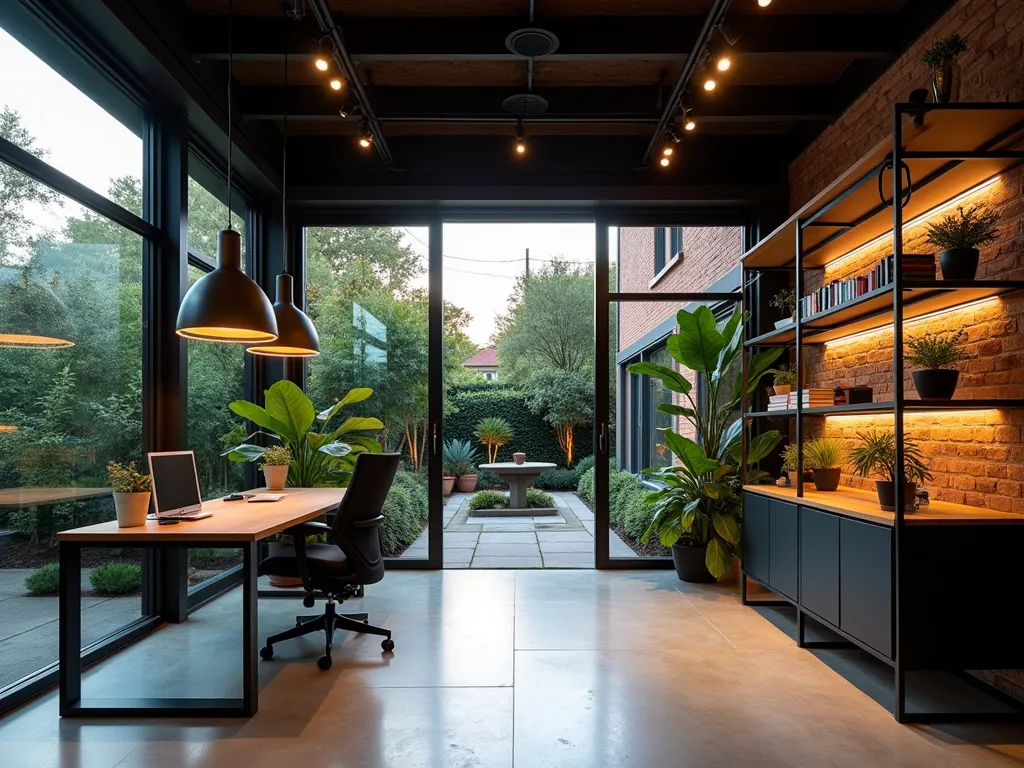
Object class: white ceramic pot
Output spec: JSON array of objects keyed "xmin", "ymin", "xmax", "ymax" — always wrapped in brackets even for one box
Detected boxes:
[
  {"xmin": 263, "ymin": 465, "xmax": 288, "ymax": 491},
  {"xmin": 113, "ymin": 491, "xmax": 150, "ymax": 528}
]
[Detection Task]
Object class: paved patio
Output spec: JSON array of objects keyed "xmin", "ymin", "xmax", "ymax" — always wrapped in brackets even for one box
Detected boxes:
[{"xmin": 399, "ymin": 492, "xmax": 637, "ymax": 568}]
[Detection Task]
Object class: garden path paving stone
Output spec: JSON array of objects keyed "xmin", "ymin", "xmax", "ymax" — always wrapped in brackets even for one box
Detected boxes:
[
  {"xmin": 473, "ymin": 543, "xmax": 543, "ymax": 558},
  {"xmin": 478, "ymin": 532, "xmax": 537, "ymax": 544},
  {"xmin": 471, "ymin": 556, "xmax": 543, "ymax": 568},
  {"xmin": 538, "ymin": 541, "xmax": 593, "ymax": 554}
]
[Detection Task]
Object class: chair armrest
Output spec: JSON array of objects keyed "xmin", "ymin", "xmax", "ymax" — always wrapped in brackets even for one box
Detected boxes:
[
  {"xmin": 284, "ymin": 521, "xmax": 332, "ymax": 537},
  {"xmin": 352, "ymin": 514, "xmax": 385, "ymax": 529}
]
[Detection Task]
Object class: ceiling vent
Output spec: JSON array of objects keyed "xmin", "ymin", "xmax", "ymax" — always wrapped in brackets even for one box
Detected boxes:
[
  {"xmin": 505, "ymin": 28, "xmax": 559, "ymax": 58},
  {"xmin": 502, "ymin": 93, "xmax": 550, "ymax": 116}
]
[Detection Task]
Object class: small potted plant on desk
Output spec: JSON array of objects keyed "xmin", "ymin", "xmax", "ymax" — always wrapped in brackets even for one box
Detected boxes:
[
  {"xmin": 768, "ymin": 364, "xmax": 797, "ymax": 397},
  {"xmin": 907, "ymin": 327, "xmax": 969, "ymax": 399},
  {"xmin": 771, "ymin": 288, "xmax": 796, "ymax": 329},
  {"xmin": 107, "ymin": 461, "xmax": 152, "ymax": 528},
  {"xmin": 922, "ymin": 32, "xmax": 967, "ymax": 104},
  {"xmin": 803, "ymin": 437, "xmax": 847, "ymax": 492},
  {"xmin": 260, "ymin": 445, "xmax": 291, "ymax": 490},
  {"xmin": 850, "ymin": 430, "xmax": 933, "ymax": 511},
  {"xmin": 926, "ymin": 203, "xmax": 999, "ymax": 280}
]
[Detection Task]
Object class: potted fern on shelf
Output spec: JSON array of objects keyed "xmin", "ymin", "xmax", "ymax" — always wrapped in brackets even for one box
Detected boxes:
[
  {"xmin": 768, "ymin": 363, "xmax": 797, "ymax": 396},
  {"xmin": 925, "ymin": 203, "xmax": 999, "ymax": 280},
  {"xmin": 906, "ymin": 327, "xmax": 968, "ymax": 399},
  {"xmin": 803, "ymin": 437, "xmax": 847, "ymax": 492},
  {"xmin": 850, "ymin": 430, "xmax": 932, "ymax": 511}
]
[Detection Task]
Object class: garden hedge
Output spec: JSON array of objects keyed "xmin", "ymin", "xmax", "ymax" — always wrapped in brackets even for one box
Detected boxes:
[
  {"xmin": 379, "ymin": 471, "xmax": 428, "ymax": 556},
  {"xmin": 445, "ymin": 384, "xmax": 594, "ymax": 467}
]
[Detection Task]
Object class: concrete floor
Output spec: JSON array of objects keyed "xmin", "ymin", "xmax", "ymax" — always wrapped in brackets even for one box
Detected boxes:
[
  {"xmin": 400, "ymin": 492, "xmax": 637, "ymax": 567},
  {"xmin": 1, "ymin": 570, "xmax": 1022, "ymax": 767}
]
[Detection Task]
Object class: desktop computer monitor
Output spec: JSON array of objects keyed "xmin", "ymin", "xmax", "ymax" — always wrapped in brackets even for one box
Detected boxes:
[{"xmin": 148, "ymin": 451, "xmax": 203, "ymax": 518}]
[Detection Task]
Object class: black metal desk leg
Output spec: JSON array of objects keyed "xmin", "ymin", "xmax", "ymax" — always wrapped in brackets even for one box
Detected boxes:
[
  {"xmin": 59, "ymin": 542, "xmax": 82, "ymax": 715},
  {"xmin": 242, "ymin": 541, "xmax": 259, "ymax": 716}
]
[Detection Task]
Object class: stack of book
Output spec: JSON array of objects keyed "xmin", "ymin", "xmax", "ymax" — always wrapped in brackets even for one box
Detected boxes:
[
  {"xmin": 767, "ymin": 393, "xmax": 790, "ymax": 411},
  {"xmin": 787, "ymin": 388, "xmax": 835, "ymax": 409},
  {"xmin": 798, "ymin": 253, "xmax": 935, "ymax": 318}
]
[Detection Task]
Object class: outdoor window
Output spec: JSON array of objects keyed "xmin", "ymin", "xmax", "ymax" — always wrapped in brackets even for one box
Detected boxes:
[
  {"xmin": 653, "ymin": 226, "xmax": 666, "ymax": 274},
  {"xmin": 620, "ymin": 341, "xmax": 679, "ymax": 473},
  {"xmin": 669, "ymin": 227, "xmax": 682, "ymax": 259}
]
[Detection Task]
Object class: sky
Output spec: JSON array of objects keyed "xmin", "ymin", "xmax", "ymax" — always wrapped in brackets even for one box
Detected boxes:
[{"xmin": 1, "ymin": 24, "xmax": 613, "ymax": 347}]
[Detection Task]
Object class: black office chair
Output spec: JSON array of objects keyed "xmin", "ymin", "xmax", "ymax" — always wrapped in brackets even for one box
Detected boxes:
[{"xmin": 259, "ymin": 452, "xmax": 401, "ymax": 670}]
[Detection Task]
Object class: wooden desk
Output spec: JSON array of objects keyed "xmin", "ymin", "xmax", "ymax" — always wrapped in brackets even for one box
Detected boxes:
[
  {"xmin": 56, "ymin": 487, "xmax": 345, "ymax": 718},
  {"xmin": 0, "ymin": 487, "xmax": 111, "ymax": 509}
]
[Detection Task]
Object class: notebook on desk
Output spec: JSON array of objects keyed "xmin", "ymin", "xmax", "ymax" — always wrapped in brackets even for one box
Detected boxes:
[{"xmin": 245, "ymin": 493, "xmax": 287, "ymax": 503}]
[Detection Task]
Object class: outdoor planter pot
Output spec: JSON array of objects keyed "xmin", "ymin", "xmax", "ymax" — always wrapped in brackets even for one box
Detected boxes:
[
  {"xmin": 875, "ymin": 481, "xmax": 918, "ymax": 512},
  {"xmin": 113, "ymin": 491, "xmax": 150, "ymax": 528},
  {"xmin": 812, "ymin": 468, "xmax": 841, "ymax": 492},
  {"xmin": 939, "ymin": 247, "xmax": 979, "ymax": 280},
  {"xmin": 263, "ymin": 465, "xmax": 288, "ymax": 491},
  {"xmin": 671, "ymin": 542, "xmax": 716, "ymax": 583},
  {"xmin": 456, "ymin": 474, "xmax": 478, "ymax": 493},
  {"xmin": 912, "ymin": 369, "xmax": 960, "ymax": 399},
  {"xmin": 443, "ymin": 476, "xmax": 456, "ymax": 496},
  {"xmin": 513, "ymin": 452, "xmax": 526, "ymax": 465}
]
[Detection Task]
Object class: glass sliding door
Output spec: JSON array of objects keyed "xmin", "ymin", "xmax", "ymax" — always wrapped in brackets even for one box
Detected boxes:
[{"xmin": 303, "ymin": 221, "xmax": 442, "ymax": 568}]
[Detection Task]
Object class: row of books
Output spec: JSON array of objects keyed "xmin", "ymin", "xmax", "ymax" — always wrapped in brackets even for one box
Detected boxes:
[
  {"xmin": 766, "ymin": 388, "xmax": 838, "ymax": 411},
  {"xmin": 797, "ymin": 253, "xmax": 935, "ymax": 318}
]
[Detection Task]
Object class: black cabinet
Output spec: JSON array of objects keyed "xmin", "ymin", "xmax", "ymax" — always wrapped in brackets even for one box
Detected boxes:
[
  {"xmin": 800, "ymin": 507, "xmax": 839, "ymax": 626},
  {"xmin": 743, "ymin": 491, "xmax": 771, "ymax": 585},
  {"xmin": 840, "ymin": 518, "xmax": 892, "ymax": 658},
  {"xmin": 768, "ymin": 500, "xmax": 798, "ymax": 600}
]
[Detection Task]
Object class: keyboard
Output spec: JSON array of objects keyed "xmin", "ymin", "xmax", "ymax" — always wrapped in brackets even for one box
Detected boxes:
[{"xmin": 146, "ymin": 511, "xmax": 213, "ymax": 521}]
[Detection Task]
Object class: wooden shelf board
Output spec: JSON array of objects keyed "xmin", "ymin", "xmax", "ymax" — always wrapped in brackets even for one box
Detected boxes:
[
  {"xmin": 744, "ymin": 281, "xmax": 1024, "ymax": 347},
  {"xmin": 742, "ymin": 106, "xmax": 1024, "ymax": 269},
  {"xmin": 745, "ymin": 399, "xmax": 1024, "ymax": 418},
  {"xmin": 743, "ymin": 484, "xmax": 1024, "ymax": 527}
]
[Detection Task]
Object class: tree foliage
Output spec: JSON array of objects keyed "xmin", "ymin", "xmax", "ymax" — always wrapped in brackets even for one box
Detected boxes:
[{"xmin": 523, "ymin": 369, "xmax": 593, "ymax": 465}]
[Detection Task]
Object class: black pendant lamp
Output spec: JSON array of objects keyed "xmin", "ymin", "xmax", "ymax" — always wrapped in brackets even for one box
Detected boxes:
[
  {"xmin": 246, "ymin": 50, "xmax": 319, "ymax": 358},
  {"xmin": 175, "ymin": 0, "xmax": 278, "ymax": 345}
]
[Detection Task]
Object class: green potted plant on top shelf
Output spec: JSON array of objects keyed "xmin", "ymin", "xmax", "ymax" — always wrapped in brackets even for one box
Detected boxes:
[
  {"xmin": 906, "ymin": 327, "xmax": 969, "ymax": 399},
  {"xmin": 628, "ymin": 306, "xmax": 783, "ymax": 582},
  {"xmin": 803, "ymin": 437, "xmax": 847, "ymax": 492},
  {"xmin": 925, "ymin": 203, "xmax": 999, "ymax": 280},
  {"xmin": 771, "ymin": 287, "xmax": 796, "ymax": 329},
  {"xmin": 768, "ymin": 363, "xmax": 797, "ymax": 397},
  {"xmin": 922, "ymin": 33, "xmax": 967, "ymax": 104},
  {"xmin": 850, "ymin": 430, "xmax": 932, "ymax": 512}
]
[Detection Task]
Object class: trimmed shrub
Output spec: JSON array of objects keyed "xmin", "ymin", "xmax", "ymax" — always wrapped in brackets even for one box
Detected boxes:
[
  {"xmin": 526, "ymin": 488, "xmax": 555, "ymax": 508},
  {"xmin": 89, "ymin": 563, "xmax": 142, "ymax": 595},
  {"xmin": 608, "ymin": 472, "xmax": 642, "ymax": 525},
  {"xmin": 575, "ymin": 455, "xmax": 595, "ymax": 474},
  {"xmin": 379, "ymin": 485, "xmax": 420, "ymax": 555},
  {"xmin": 620, "ymin": 487, "xmax": 654, "ymax": 542},
  {"xmin": 469, "ymin": 490, "xmax": 509, "ymax": 510},
  {"xmin": 534, "ymin": 467, "xmax": 579, "ymax": 491},
  {"xmin": 477, "ymin": 470, "xmax": 507, "ymax": 490},
  {"xmin": 576, "ymin": 466, "xmax": 595, "ymax": 503},
  {"xmin": 25, "ymin": 562, "xmax": 60, "ymax": 596},
  {"xmin": 393, "ymin": 470, "xmax": 428, "ymax": 523}
]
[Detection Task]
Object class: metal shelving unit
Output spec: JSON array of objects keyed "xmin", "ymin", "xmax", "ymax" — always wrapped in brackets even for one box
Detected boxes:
[{"xmin": 739, "ymin": 102, "xmax": 1024, "ymax": 724}]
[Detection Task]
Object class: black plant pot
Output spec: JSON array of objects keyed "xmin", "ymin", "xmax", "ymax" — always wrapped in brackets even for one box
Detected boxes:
[
  {"xmin": 812, "ymin": 468, "xmax": 841, "ymax": 492},
  {"xmin": 671, "ymin": 542, "xmax": 716, "ymax": 583},
  {"xmin": 875, "ymin": 481, "xmax": 917, "ymax": 512},
  {"xmin": 912, "ymin": 369, "xmax": 960, "ymax": 399},
  {"xmin": 939, "ymin": 248, "xmax": 979, "ymax": 280}
]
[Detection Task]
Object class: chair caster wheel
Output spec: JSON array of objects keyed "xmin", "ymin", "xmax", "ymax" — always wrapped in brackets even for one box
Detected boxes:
[
  {"xmin": 260, "ymin": 646, "xmax": 274, "ymax": 660},
  {"xmin": 317, "ymin": 655, "xmax": 332, "ymax": 671},
  {"xmin": 303, "ymin": 595, "xmax": 316, "ymax": 608},
  {"xmin": 381, "ymin": 638, "xmax": 395, "ymax": 652},
  {"xmin": 363, "ymin": 619, "xmax": 369, "ymax": 624}
]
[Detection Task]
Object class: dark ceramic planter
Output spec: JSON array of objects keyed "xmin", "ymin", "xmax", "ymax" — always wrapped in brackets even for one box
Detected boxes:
[
  {"xmin": 912, "ymin": 369, "xmax": 960, "ymax": 399},
  {"xmin": 939, "ymin": 247, "xmax": 979, "ymax": 280},
  {"xmin": 671, "ymin": 542, "xmax": 716, "ymax": 583},
  {"xmin": 875, "ymin": 481, "xmax": 917, "ymax": 512},
  {"xmin": 930, "ymin": 60, "xmax": 961, "ymax": 104},
  {"xmin": 812, "ymin": 467, "xmax": 841, "ymax": 492}
]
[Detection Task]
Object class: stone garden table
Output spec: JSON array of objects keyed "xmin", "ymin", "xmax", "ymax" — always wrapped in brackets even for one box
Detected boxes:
[{"xmin": 479, "ymin": 462, "xmax": 556, "ymax": 511}]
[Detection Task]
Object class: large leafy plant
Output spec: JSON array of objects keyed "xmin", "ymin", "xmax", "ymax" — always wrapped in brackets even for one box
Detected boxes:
[
  {"xmin": 628, "ymin": 307, "xmax": 783, "ymax": 579},
  {"xmin": 225, "ymin": 380, "xmax": 382, "ymax": 487}
]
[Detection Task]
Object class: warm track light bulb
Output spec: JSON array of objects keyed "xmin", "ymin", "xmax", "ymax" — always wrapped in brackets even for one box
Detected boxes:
[
  {"xmin": 685, "ymin": 118, "xmax": 696, "ymax": 131},
  {"xmin": 359, "ymin": 136, "xmax": 372, "ymax": 148},
  {"xmin": 330, "ymin": 79, "xmax": 342, "ymax": 91},
  {"xmin": 659, "ymin": 157, "xmax": 670, "ymax": 167},
  {"xmin": 717, "ymin": 56, "xmax": 731, "ymax": 72},
  {"xmin": 662, "ymin": 145, "xmax": 673, "ymax": 157},
  {"xmin": 758, "ymin": 0, "xmax": 771, "ymax": 6},
  {"xmin": 704, "ymin": 78, "xmax": 716, "ymax": 91},
  {"xmin": 314, "ymin": 57, "xmax": 329, "ymax": 72},
  {"xmin": 515, "ymin": 140, "xmax": 526, "ymax": 154}
]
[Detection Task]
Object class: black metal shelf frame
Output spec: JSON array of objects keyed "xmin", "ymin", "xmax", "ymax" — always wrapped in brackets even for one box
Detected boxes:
[{"xmin": 739, "ymin": 102, "xmax": 1024, "ymax": 725}]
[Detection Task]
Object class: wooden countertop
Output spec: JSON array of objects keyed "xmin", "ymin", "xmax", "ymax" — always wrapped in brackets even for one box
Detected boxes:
[
  {"xmin": 0, "ymin": 487, "xmax": 111, "ymax": 508},
  {"xmin": 743, "ymin": 484, "xmax": 1024, "ymax": 527},
  {"xmin": 56, "ymin": 487, "xmax": 345, "ymax": 543}
]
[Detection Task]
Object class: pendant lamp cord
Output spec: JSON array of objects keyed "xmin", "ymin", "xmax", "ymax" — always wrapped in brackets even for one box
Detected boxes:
[
  {"xmin": 226, "ymin": 0, "xmax": 234, "ymax": 230},
  {"xmin": 282, "ymin": 48, "xmax": 289, "ymax": 275}
]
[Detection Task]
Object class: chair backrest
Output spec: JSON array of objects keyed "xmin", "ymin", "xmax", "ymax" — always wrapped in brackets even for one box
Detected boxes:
[{"xmin": 332, "ymin": 452, "xmax": 401, "ymax": 585}]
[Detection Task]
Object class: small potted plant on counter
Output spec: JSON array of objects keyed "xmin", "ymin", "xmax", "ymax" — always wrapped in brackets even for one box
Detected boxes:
[
  {"xmin": 259, "ymin": 444, "xmax": 291, "ymax": 490},
  {"xmin": 925, "ymin": 203, "xmax": 999, "ymax": 280},
  {"xmin": 771, "ymin": 288, "xmax": 796, "ymax": 329},
  {"xmin": 803, "ymin": 437, "xmax": 847, "ymax": 492},
  {"xmin": 850, "ymin": 430, "xmax": 932, "ymax": 512},
  {"xmin": 906, "ymin": 327, "xmax": 969, "ymax": 399},
  {"xmin": 107, "ymin": 460, "xmax": 151, "ymax": 528},
  {"xmin": 922, "ymin": 33, "xmax": 967, "ymax": 104},
  {"xmin": 768, "ymin": 363, "xmax": 797, "ymax": 397},
  {"xmin": 780, "ymin": 443, "xmax": 800, "ymax": 486}
]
